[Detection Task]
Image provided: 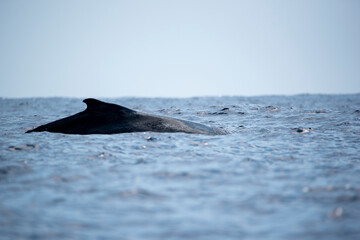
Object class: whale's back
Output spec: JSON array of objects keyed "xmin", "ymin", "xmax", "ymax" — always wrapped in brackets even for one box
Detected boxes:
[{"xmin": 26, "ymin": 98, "xmax": 226, "ymax": 135}]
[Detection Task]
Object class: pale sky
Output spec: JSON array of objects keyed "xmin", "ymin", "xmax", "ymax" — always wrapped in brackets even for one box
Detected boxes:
[{"xmin": 0, "ymin": 0, "xmax": 359, "ymax": 98}]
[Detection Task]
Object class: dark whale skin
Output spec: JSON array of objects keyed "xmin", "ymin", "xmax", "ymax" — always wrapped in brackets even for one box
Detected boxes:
[{"xmin": 26, "ymin": 98, "xmax": 226, "ymax": 135}]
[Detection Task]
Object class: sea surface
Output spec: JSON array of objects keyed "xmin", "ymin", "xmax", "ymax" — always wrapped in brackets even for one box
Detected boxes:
[{"xmin": 0, "ymin": 94, "xmax": 360, "ymax": 240}]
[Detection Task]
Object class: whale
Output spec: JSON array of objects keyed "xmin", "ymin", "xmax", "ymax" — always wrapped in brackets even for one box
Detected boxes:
[{"xmin": 26, "ymin": 98, "xmax": 226, "ymax": 135}]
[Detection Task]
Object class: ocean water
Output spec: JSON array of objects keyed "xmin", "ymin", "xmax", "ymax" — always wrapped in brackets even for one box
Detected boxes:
[{"xmin": 0, "ymin": 94, "xmax": 359, "ymax": 240}]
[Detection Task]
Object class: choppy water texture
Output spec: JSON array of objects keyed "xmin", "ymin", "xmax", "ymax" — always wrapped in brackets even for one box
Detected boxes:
[{"xmin": 1, "ymin": 95, "xmax": 360, "ymax": 240}]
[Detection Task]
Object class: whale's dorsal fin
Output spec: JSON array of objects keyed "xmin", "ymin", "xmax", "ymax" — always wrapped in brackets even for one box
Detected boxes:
[{"xmin": 83, "ymin": 98, "xmax": 135, "ymax": 114}]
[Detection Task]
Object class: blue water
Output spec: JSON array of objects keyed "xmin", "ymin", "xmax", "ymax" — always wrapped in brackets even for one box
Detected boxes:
[{"xmin": 1, "ymin": 94, "xmax": 360, "ymax": 240}]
